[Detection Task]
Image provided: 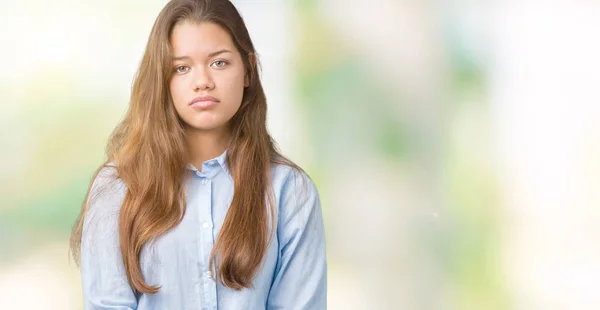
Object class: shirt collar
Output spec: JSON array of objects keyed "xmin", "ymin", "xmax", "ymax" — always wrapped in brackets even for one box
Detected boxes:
[
  {"xmin": 186, "ymin": 149, "xmax": 231, "ymax": 179},
  {"xmin": 216, "ymin": 149, "xmax": 230, "ymax": 176}
]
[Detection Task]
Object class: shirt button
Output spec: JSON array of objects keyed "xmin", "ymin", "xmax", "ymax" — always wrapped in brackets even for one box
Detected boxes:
[
  {"xmin": 202, "ymin": 222, "xmax": 211, "ymax": 229},
  {"xmin": 201, "ymin": 179, "xmax": 208, "ymax": 185}
]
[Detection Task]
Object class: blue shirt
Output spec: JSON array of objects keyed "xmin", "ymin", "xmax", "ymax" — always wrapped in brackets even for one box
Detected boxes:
[{"xmin": 80, "ymin": 151, "xmax": 327, "ymax": 309}]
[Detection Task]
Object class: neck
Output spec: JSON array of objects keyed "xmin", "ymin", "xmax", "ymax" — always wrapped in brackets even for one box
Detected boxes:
[{"xmin": 186, "ymin": 126, "xmax": 230, "ymax": 171}]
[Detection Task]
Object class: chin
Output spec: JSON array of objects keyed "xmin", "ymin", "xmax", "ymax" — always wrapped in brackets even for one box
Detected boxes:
[
  {"xmin": 188, "ymin": 124, "xmax": 219, "ymax": 131},
  {"xmin": 181, "ymin": 114, "xmax": 221, "ymax": 130},
  {"xmin": 186, "ymin": 121, "xmax": 227, "ymax": 132}
]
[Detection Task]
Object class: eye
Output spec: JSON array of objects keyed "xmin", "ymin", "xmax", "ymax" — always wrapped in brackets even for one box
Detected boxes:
[
  {"xmin": 211, "ymin": 60, "xmax": 228, "ymax": 68},
  {"xmin": 174, "ymin": 65, "xmax": 189, "ymax": 73}
]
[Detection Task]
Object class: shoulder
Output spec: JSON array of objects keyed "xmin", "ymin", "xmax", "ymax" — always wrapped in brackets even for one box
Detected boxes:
[
  {"xmin": 95, "ymin": 161, "xmax": 118, "ymax": 181},
  {"xmin": 270, "ymin": 163, "xmax": 320, "ymax": 223},
  {"xmin": 270, "ymin": 163, "xmax": 318, "ymax": 197},
  {"xmin": 81, "ymin": 163, "xmax": 126, "ymax": 247},
  {"xmin": 86, "ymin": 162, "xmax": 127, "ymax": 216},
  {"xmin": 91, "ymin": 162, "xmax": 124, "ymax": 193}
]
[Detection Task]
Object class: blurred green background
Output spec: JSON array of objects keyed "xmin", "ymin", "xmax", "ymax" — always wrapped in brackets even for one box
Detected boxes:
[{"xmin": 1, "ymin": 0, "xmax": 600, "ymax": 309}]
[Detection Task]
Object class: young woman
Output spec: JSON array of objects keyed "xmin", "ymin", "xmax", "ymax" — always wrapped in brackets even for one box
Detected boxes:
[{"xmin": 69, "ymin": 0, "xmax": 327, "ymax": 309}]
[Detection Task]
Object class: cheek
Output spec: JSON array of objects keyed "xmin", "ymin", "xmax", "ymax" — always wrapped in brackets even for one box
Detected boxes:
[
  {"xmin": 170, "ymin": 78, "xmax": 187, "ymax": 105},
  {"xmin": 223, "ymin": 73, "xmax": 246, "ymax": 103}
]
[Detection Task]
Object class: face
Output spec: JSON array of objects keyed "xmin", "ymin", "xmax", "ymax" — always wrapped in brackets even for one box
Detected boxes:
[{"xmin": 169, "ymin": 21, "xmax": 248, "ymax": 132}]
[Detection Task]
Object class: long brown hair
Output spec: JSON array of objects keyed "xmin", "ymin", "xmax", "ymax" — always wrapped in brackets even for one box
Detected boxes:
[{"xmin": 70, "ymin": 0, "xmax": 296, "ymax": 294}]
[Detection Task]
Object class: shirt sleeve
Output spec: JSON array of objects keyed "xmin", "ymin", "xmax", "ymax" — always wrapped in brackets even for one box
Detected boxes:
[
  {"xmin": 80, "ymin": 166, "xmax": 139, "ymax": 310},
  {"xmin": 267, "ymin": 169, "xmax": 327, "ymax": 310}
]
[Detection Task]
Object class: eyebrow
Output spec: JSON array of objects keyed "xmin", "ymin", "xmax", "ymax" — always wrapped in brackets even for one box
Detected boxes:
[{"xmin": 172, "ymin": 49, "xmax": 233, "ymax": 61}]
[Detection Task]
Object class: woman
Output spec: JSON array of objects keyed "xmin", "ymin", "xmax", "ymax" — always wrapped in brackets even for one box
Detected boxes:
[{"xmin": 69, "ymin": 0, "xmax": 327, "ymax": 309}]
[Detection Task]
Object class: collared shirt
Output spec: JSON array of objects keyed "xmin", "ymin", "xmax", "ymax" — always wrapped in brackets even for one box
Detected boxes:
[{"xmin": 80, "ymin": 151, "xmax": 327, "ymax": 309}]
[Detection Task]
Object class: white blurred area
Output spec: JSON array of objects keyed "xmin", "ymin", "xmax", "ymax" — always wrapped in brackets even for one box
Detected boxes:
[
  {"xmin": 1, "ymin": 0, "xmax": 600, "ymax": 309},
  {"xmin": 491, "ymin": 2, "xmax": 600, "ymax": 309}
]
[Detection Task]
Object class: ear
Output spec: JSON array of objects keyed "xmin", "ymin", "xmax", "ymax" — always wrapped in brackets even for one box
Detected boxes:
[{"xmin": 244, "ymin": 73, "xmax": 249, "ymax": 87}]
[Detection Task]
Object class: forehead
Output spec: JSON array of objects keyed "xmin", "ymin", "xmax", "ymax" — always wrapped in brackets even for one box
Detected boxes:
[{"xmin": 170, "ymin": 21, "xmax": 236, "ymax": 56}]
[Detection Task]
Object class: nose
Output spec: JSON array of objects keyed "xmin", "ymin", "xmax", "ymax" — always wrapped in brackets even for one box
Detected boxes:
[{"xmin": 193, "ymin": 66, "xmax": 214, "ymax": 91}]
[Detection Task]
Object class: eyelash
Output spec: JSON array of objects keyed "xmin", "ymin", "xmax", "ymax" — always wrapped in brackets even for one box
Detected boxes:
[
  {"xmin": 173, "ymin": 60, "xmax": 229, "ymax": 73},
  {"xmin": 174, "ymin": 65, "xmax": 190, "ymax": 73},
  {"xmin": 211, "ymin": 60, "xmax": 228, "ymax": 68}
]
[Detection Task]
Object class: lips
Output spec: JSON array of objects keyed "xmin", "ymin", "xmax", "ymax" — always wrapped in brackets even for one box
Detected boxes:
[{"xmin": 189, "ymin": 95, "xmax": 219, "ymax": 109}]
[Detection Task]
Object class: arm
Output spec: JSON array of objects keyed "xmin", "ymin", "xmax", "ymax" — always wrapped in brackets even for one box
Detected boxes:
[
  {"xmin": 267, "ymin": 170, "xmax": 327, "ymax": 310},
  {"xmin": 80, "ymin": 166, "xmax": 138, "ymax": 309}
]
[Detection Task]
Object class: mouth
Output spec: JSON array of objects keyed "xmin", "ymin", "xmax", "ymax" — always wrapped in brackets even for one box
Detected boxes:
[{"xmin": 189, "ymin": 95, "xmax": 220, "ymax": 109}]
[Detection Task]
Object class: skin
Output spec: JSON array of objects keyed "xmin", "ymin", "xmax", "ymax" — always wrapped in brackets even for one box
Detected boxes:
[{"xmin": 169, "ymin": 21, "xmax": 249, "ymax": 169}]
